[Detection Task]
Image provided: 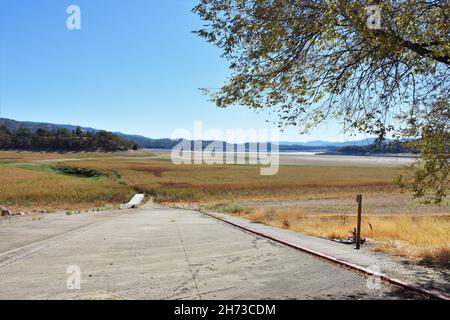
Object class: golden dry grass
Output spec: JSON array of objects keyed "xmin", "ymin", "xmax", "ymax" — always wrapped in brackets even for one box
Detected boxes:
[
  {"xmin": 0, "ymin": 163, "xmax": 134, "ymax": 211},
  {"xmin": 0, "ymin": 151, "xmax": 448, "ymax": 267},
  {"xmin": 0, "ymin": 151, "xmax": 66, "ymax": 162},
  {"xmin": 0, "ymin": 151, "xmax": 443, "ymax": 212},
  {"xmin": 218, "ymin": 206, "xmax": 450, "ymax": 267},
  {"xmin": 61, "ymin": 158, "xmax": 406, "ymax": 202}
]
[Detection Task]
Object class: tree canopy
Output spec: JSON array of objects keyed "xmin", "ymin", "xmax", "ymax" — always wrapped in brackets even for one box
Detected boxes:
[
  {"xmin": 0, "ymin": 126, "xmax": 138, "ymax": 152},
  {"xmin": 194, "ymin": 0, "xmax": 448, "ymax": 134},
  {"xmin": 194, "ymin": 0, "xmax": 449, "ymax": 202}
]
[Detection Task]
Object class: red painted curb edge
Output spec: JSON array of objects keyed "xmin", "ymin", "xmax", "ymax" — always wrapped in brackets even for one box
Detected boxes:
[{"xmin": 201, "ymin": 211, "xmax": 450, "ymax": 301}]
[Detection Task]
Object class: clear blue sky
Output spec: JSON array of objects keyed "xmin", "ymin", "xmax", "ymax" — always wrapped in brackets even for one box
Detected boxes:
[{"xmin": 0, "ymin": 0, "xmax": 368, "ymax": 142}]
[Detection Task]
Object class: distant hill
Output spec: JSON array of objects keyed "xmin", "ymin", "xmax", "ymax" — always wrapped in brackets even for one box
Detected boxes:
[
  {"xmin": 0, "ymin": 118, "xmax": 99, "ymax": 134},
  {"xmin": 279, "ymin": 138, "xmax": 381, "ymax": 147},
  {"xmin": 113, "ymin": 133, "xmax": 180, "ymax": 149},
  {"xmin": 0, "ymin": 118, "xmax": 402, "ymax": 153},
  {"xmin": 327, "ymin": 141, "xmax": 414, "ymax": 156},
  {"xmin": 0, "ymin": 118, "xmax": 178, "ymax": 149},
  {"xmin": 0, "ymin": 118, "xmax": 137, "ymax": 152}
]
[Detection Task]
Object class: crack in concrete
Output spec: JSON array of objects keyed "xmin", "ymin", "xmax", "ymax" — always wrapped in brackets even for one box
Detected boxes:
[
  {"xmin": 174, "ymin": 222, "xmax": 202, "ymax": 300},
  {"xmin": 0, "ymin": 220, "xmax": 108, "ymax": 269}
]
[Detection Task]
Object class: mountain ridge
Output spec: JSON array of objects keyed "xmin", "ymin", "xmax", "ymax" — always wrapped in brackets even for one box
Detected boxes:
[{"xmin": 0, "ymin": 117, "xmax": 378, "ymax": 149}]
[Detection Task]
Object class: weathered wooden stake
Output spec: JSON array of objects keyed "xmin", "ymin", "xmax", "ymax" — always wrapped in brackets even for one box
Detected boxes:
[{"xmin": 356, "ymin": 194, "xmax": 362, "ymax": 250}]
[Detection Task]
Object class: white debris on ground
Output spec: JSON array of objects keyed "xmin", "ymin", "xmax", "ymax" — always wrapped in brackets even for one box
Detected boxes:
[
  {"xmin": 0, "ymin": 206, "xmax": 13, "ymax": 216},
  {"xmin": 0, "ymin": 206, "xmax": 27, "ymax": 216},
  {"xmin": 120, "ymin": 194, "xmax": 145, "ymax": 209}
]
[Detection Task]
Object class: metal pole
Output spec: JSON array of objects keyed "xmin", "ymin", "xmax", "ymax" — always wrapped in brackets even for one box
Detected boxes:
[{"xmin": 356, "ymin": 194, "xmax": 362, "ymax": 250}]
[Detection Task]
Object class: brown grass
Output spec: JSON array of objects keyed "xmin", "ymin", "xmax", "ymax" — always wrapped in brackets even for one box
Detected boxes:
[
  {"xmin": 61, "ymin": 159, "xmax": 406, "ymax": 202},
  {"xmin": 0, "ymin": 151, "xmax": 66, "ymax": 162},
  {"xmin": 0, "ymin": 151, "xmax": 444, "ymax": 212},
  {"xmin": 420, "ymin": 247, "xmax": 450, "ymax": 268},
  {"xmin": 221, "ymin": 206, "xmax": 450, "ymax": 268},
  {"xmin": 0, "ymin": 163, "xmax": 134, "ymax": 211},
  {"xmin": 0, "ymin": 150, "xmax": 448, "ymax": 267}
]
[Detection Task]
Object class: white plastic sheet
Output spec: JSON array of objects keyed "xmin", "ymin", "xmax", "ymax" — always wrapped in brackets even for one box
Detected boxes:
[{"xmin": 120, "ymin": 194, "xmax": 145, "ymax": 209}]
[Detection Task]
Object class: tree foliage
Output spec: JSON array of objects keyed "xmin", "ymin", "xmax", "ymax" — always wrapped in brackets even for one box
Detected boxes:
[
  {"xmin": 0, "ymin": 126, "xmax": 138, "ymax": 152},
  {"xmin": 194, "ymin": 0, "xmax": 449, "ymax": 132},
  {"xmin": 194, "ymin": 0, "xmax": 449, "ymax": 201},
  {"xmin": 396, "ymin": 98, "xmax": 449, "ymax": 204}
]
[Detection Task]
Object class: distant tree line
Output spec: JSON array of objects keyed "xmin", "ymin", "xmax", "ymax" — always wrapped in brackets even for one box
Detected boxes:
[
  {"xmin": 0, "ymin": 126, "xmax": 138, "ymax": 152},
  {"xmin": 333, "ymin": 141, "xmax": 414, "ymax": 155}
]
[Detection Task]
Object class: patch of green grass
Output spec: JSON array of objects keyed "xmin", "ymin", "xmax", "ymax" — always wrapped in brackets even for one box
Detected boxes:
[
  {"xmin": 153, "ymin": 189, "xmax": 199, "ymax": 202},
  {"xmin": 206, "ymin": 202, "xmax": 247, "ymax": 214},
  {"xmin": 53, "ymin": 165, "xmax": 105, "ymax": 178},
  {"xmin": 7, "ymin": 163, "xmax": 54, "ymax": 173}
]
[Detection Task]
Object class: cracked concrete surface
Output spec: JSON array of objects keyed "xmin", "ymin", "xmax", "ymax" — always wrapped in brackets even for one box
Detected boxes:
[
  {"xmin": 0, "ymin": 204, "xmax": 424, "ymax": 299},
  {"xmin": 204, "ymin": 211, "xmax": 449, "ymax": 297}
]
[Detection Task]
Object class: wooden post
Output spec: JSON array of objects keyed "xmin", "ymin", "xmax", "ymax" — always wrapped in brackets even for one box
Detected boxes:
[{"xmin": 356, "ymin": 194, "xmax": 362, "ymax": 250}]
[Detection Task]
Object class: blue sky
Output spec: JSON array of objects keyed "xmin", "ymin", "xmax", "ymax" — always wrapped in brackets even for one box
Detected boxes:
[{"xmin": 0, "ymin": 0, "xmax": 368, "ymax": 142}]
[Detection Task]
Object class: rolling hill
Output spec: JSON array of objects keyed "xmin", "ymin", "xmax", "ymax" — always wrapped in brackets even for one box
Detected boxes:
[{"xmin": 0, "ymin": 118, "xmax": 381, "ymax": 150}]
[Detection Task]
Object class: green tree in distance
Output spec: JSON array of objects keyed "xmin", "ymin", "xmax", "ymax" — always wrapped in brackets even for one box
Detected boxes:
[
  {"xmin": 193, "ymin": 0, "xmax": 449, "ymax": 203},
  {"xmin": 0, "ymin": 127, "xmax": 138, "ymax": 152}
]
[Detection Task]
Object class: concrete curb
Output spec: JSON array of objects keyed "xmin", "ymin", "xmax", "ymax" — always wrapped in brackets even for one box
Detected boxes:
[{"xmin": 200, "ymin": 210, "xmax": 450, "ymax": 301}]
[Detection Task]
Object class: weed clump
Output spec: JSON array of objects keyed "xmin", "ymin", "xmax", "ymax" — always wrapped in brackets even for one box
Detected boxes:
[{"xmin": 54, "ymin": 165, "xmax": 104, "ymax": 178}]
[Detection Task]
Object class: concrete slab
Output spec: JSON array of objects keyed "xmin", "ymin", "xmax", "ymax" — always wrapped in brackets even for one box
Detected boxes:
[
  {"xmin": 203, "ymin": 211, "xmax": 449, "ymax": 296},
  {"xmin": 0, "ymin": 205, "xmax": 424, "ymax": 299}
]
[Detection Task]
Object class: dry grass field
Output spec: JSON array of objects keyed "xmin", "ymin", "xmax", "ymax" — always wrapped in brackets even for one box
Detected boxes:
[
  {"xmin": 0, "ymin": 163, "xmax": 134, "ymax": 211},
  {"xmin": 74, "ymin": 161, "xmax": 404, "ymax": 202},
  {"xmin": 0, "ymin": 151, "xmax": 448, "ymax": 267},
  {"xmin": 208, "ymin": 205, "xmax": 450, "ymax": 268}
]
